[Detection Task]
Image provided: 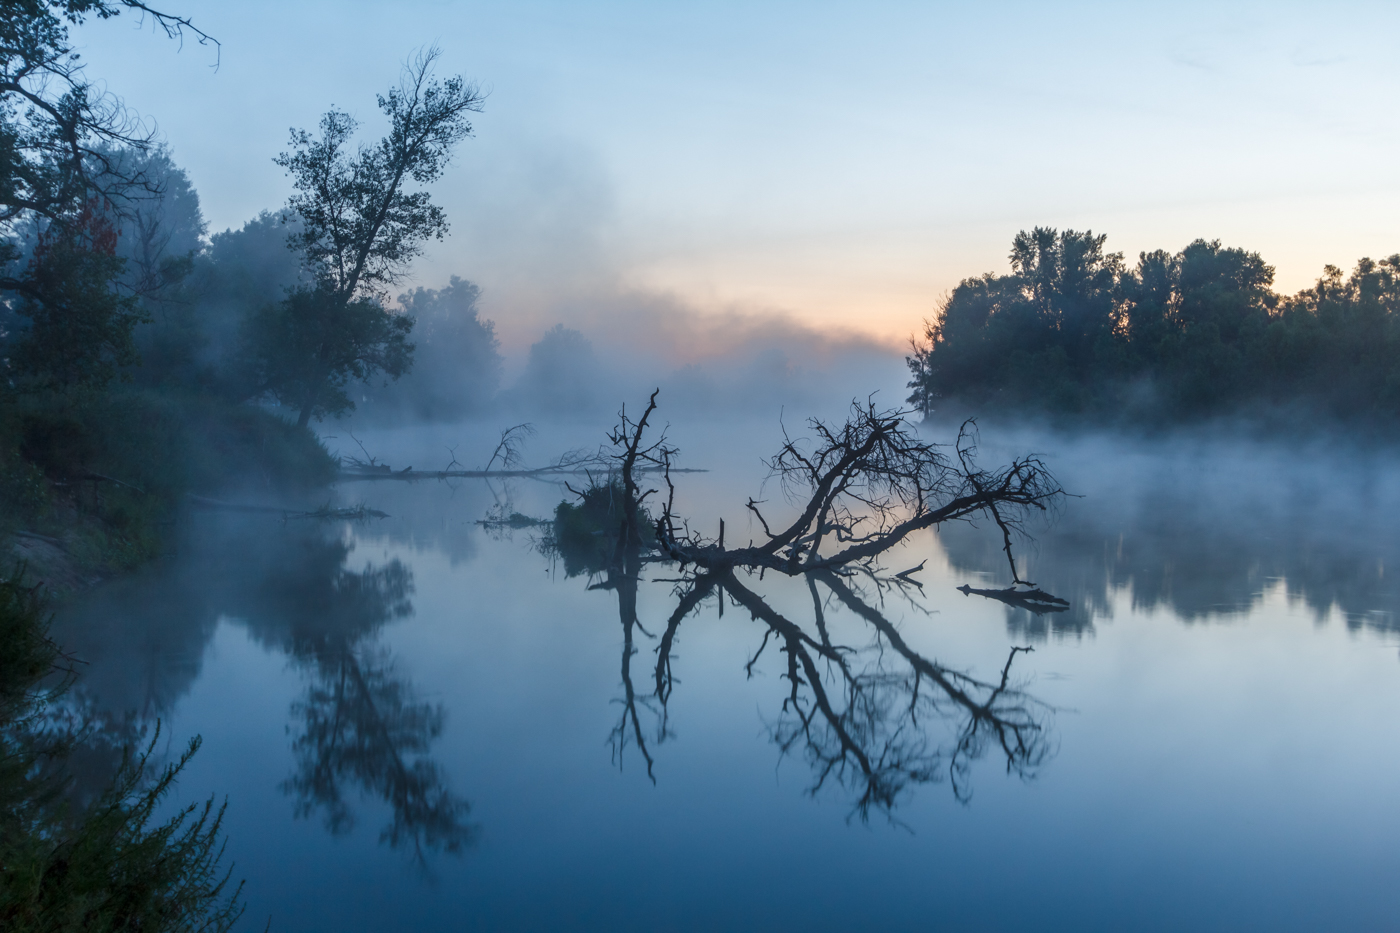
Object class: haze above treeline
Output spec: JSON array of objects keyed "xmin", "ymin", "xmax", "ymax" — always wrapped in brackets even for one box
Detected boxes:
[
  {"xmin": 69, "ymin": 2, "xmax": 1400, "ymax": 340},
  {"xmin": 8, "ymin": 137, "xmax": 1397, "ymax": 431}
]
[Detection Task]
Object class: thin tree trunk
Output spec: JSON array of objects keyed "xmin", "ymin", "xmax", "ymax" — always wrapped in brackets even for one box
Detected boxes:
[{"xmin": 297, "ymin": 383, "xmax": 319, "ymax": 428}]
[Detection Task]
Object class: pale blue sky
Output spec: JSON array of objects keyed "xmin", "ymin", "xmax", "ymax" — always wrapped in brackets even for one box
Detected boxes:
[{"xmin": 77, "ymin": 1, "xmax": 1400, "ymax": 350}]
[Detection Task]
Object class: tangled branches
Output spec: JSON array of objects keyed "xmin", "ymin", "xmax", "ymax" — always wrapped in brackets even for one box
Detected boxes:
[
  {"xmin": 655, "ymin": 399, "xmax": 1061, "ymax": 579},
  {"xmin": 562, "ymin": 393, "xmax": 1061, "ymax": 821}
]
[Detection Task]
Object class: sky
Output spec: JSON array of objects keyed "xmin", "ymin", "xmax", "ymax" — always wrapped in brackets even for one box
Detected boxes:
[{"xmin": 75, "ymin": 0, "xmax": 1400, "ymax": 355}]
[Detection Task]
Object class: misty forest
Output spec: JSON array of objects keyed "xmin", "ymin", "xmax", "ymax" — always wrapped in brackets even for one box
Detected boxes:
[{"xmin": 3, "ymin": 3, "xmax": 1400, "ymax": 933}]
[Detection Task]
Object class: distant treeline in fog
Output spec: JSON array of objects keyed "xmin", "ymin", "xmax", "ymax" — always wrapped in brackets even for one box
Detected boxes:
[
  {"xmin": 26, "ymin": 149, "xmax": 629, "ymax": 427},
  {"xmin": 908, "ymin": 228, "xmax": 1400, "ymax": 425}
]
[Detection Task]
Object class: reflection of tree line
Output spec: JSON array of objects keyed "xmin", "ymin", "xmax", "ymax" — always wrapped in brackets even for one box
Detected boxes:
[
  {"xmin": 52, "ymin": 516, "xmax": 473, "ymax": 857},
  {"xmin": 937, "ymin": 460, "xmax": 1400, "ymax": 638}
]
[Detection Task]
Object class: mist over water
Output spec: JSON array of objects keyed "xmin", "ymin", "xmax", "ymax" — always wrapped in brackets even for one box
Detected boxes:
[
  {"xmin": 41, "ymin": 399, "xmax": 1400, "ymax": 932},
  {"xmin": 937, "ymin": 420, "xmax": 1400, "ymax": 639},
  {"xmin": 6, "ymin": 4, "xmax": 1400, "ymax": 929}
]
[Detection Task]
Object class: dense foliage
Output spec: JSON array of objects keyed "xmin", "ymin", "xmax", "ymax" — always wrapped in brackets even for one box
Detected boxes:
[
  {"xmin": 551, "ymin": 479, "xmax": 654, "ymax": 578},
  {"xmin": 251, "ymin": 48, "xmax": 486, "ymax": 427},
  {"xmin": 0, "ymin": 6, "xmax": 507, "ymax": 573},
  {"xmin": 907, "ymin": 227, "xmax": 1400, "ymax": 424}
]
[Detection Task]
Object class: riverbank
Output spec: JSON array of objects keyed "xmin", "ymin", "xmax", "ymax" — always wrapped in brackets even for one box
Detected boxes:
[{"xmin": 1, "ymin": 390, "xmax": 339, "ymax": 595}]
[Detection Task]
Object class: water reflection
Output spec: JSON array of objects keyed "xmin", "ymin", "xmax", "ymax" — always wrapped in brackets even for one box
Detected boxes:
[
  {"xmin": 282, "ymin": 639, "xmax": 475, "ymax": 857},
  {"xmin": 567, "ymin": 526, "xmax": 1052, "ymax": 819},
  {"xmin": 526, "ymin": 399, "xmax": 1062, "ymax": 819},
  {"xmin": 938, "ymin": 446, "xmax": 1400, "ymax": 637},
  {"xmin": 51, "ymin": 516, "xmax": 474, "ymax": 858}
]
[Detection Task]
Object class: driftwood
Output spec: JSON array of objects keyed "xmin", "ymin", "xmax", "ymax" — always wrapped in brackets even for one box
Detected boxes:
[
  {"xmin": 186, "ymin": 494, "xmax": 387, "ymax": 521},
  {"xmin": 187, "ymin": 494, "xmax": 287, "ymax": 514},
  {"xmin": 283, "ymin": 504, "xmax": 389, "ymax": 521},
  {"xmin": 956, "ymin": 583, "xmax": 1070, "ymax": 614},
  {"xmin": 337, "ymin": 464, "xmax": 705, "ymax": 482},
  {"xmin": 337, "ymin": 422, "xmax": 704, "ymax": 484},
  {"xmin": 474, "ymin": 513, "xmax": 549, "ymax": 529},
  {"xmin": 541, "ymin": 391, "xmax": 1062, "ymax": 817}
]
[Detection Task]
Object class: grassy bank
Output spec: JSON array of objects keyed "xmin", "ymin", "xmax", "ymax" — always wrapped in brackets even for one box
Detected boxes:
[{"xmin": 0, "ymin": 390, "xmax": 338, "ymax": 581}]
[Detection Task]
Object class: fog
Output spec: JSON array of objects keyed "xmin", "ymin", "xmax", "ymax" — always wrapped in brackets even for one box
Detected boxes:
[
  {"xmin": 9, "ymin": 8, "xmax": 1400, "ymax": 929},
  {"xmin": 933, "ymin": 417, "xmax": 1400, "ymax": 640}
]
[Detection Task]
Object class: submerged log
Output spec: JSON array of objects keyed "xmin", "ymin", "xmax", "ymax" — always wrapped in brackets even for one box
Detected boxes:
[
  {"xmin": 956, "ymin": 583, "xmax": 1070, "ymax": 614},
  {"xmin": 337, "ymin": 464, "xmax": 705, "ymax": 482},
  {"xmin": 186, "ymin": 494, "xmax": 387, "ymax": 521}
]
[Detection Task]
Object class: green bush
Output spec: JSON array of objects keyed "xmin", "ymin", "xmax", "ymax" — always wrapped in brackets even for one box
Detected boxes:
[
  {"xmin": 0, "ymin": 391, "xmax": 339, "ymax": 571},
  {"xmin": 551, "ymin": 480, "xmax": 655, "ymax": 578}
]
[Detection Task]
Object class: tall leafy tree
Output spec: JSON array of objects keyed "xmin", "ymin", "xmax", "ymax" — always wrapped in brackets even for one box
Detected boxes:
[
  {"xmin": 250, "ymin": 48, "xmax": 485, "ymax": 427},
  {"xmin": 241, "ymin": 287, "xmax": 413, "ymax": 424},
  {"xmin": 0, "ymin": 0, "xmax": 213, "ymax": 390}
]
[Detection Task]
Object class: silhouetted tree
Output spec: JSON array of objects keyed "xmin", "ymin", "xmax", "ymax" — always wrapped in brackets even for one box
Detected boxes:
[
  {"xmin": 241, "ymin": 285, "xmax": 413, "ymax": 424},
  {"xmin": 183, "ymin": 211, "xmax": 305, "ymax": 394},
  {"xmin": 246, "ymin": 48, "xmax": 485, "ymax": 427},
  {"xmin": 0, "ymin": 1, "xmax": 211, "ymax": 239},
  {"xmin": 0, "ymin": 2, "xmax": 212, "ymax": 393},
  {"xmin": 512, "ymin": 324, "xmax": 601, "ymax": 415},
  {"xmin": 100, "ymin": 145, "xmax": 209, "ymax": 389}
]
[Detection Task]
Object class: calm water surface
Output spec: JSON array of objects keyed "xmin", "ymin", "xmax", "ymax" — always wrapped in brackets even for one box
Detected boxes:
[{"xmin": 50, "ymin": 420, "xmax": 1400, "ymax": 932}]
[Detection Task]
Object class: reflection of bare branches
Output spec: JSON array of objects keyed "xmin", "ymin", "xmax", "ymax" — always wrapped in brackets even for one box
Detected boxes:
[
  {"xmin": 815, "ymin": 572, "xmax": 1051, "ymax": 804},
  {"xmin": 566, "ymin": 392, "xmax": 1058, "ymax": 819},
  {"xmin": 726, "ymin": 573, "xmax": 1049, "ymax": 816},
  {"xmin": 654, "ymin": 574, "xmax": 721, "ymax": 705},
  {"xmin": 601, "ymin": 514, "xmax": 672, "ymax": 779},
  {"xmin": 956, "ymin": 583, "xmax": 1070, "ymax": 615},
  {"xmin": 606, "ymin": 566, "xmax": 665, "ymax": 782},
  {"xmin": 588, "ymin": 565, "xmax": 1055, "ymax": 819}
]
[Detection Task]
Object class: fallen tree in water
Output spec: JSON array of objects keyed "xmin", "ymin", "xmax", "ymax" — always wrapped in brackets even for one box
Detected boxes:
[
  {"xmin": 543, "ymin": 392, "xmax": 1065, "ymax": 818},
  {"xmin": 337, "ymin": 422, "xmax": 705, "ymax": 482},
  {"xmin": 642, "ymin": 395, "xmax": 1061, "ymax": 580}
]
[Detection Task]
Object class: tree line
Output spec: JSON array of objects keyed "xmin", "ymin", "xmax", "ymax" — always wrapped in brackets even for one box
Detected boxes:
[
  {"xmin": 907, "ymin": 227, "xmax": 1400, "ymax": 425},
  {"xmin": 0, "ymin": 0, "xmax": 531, "ymax": 583},
  {"xmin": 0, "ymin": 3, "xmax": 492, "ymax": 928},
  {"xmin": 0, "ymin": 42, "xmax": 497, "ymax": 426}
]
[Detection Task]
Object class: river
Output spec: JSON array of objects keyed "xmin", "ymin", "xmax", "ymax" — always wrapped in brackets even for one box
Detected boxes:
[{"xmin": 49, "ymin": 413, "xmax": 1400, "ymax": 932}]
